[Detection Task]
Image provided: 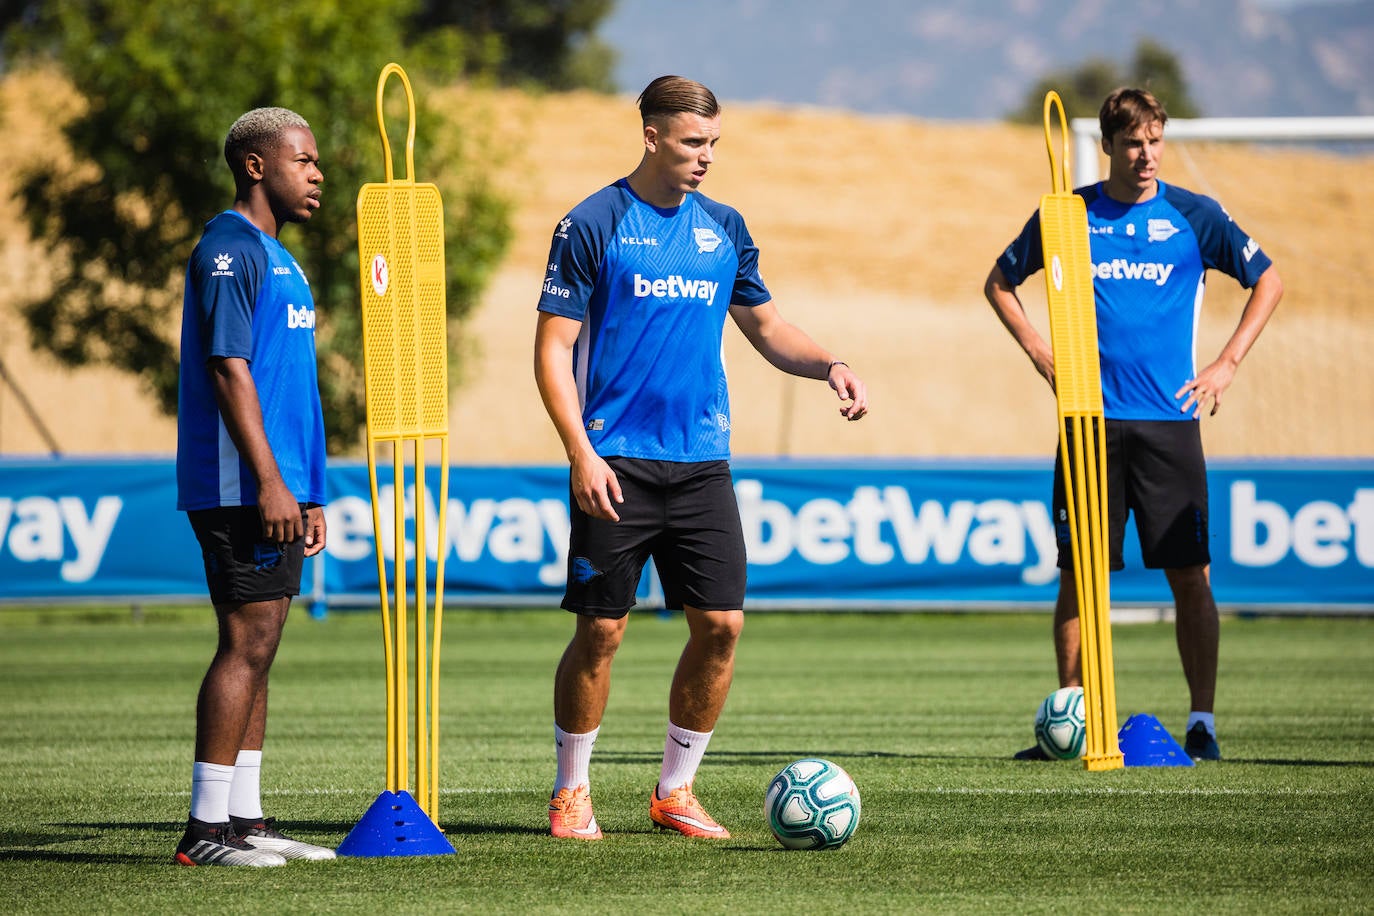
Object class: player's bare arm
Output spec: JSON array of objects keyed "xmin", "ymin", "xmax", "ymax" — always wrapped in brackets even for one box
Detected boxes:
[
  {"xmin": 208, "ymin": 355, "xmax": 302, "ymax": 543},
  {"xmin": 729, "ymin": 301, "xmax": 868, "ymax": 421},
  {"xmin": 534, "ymin": 312, "xmax": 624, "ymax": 521},
  {"xmin": 983, "ymin": 265, "xmax": 1057, "ymax": 392},
  {"xmin": 1175, "ymin": 264, "xmax": 1284, "ymax": 418}
]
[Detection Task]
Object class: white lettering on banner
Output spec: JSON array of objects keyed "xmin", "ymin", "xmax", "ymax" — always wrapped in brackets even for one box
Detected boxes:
[
  {"xmin": 324, "ymin": 496, "xmax": 374, "ymax": 562},
  {"xmin": 1230, "ymin": 481, "xmax": 1374, "ymax": 568},
  {"xmin": 324, "ymin": 487, "xmax": 570, "ymax": 587},
  {"xmin": 733, "ymin": 481, "xmax": 1059, "ymax": 585},
  {"xmin": 0, "ymin": 495, "xmax": 122, "ymax": 582},
  {"xmin": 323, "ymin": 480, "xmax": 1069, "ymax": 586}
]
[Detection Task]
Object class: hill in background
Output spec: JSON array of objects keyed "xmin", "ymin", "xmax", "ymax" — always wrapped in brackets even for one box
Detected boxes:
[{"xmin": 1, "ymin": 74, "xmax": 1371, "ymax": 460}]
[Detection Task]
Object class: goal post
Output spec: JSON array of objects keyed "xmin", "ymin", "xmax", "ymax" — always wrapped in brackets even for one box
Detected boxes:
[{"xmin": 1070, "ymin": 116, "xmax": 1374, "ymax": 187}]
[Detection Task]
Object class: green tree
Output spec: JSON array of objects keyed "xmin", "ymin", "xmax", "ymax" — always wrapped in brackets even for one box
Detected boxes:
[
  {"xmin": 1130, "ymin": 38, "xmax": 1201, "ymax": 119},
  {"xmin": 5, "ymin": 0, "xmax": 512, "ymax": 452},
  {"xmin": 414, "ymin": 0, "xmax": 617, "ymax": 92},
  {"xmin": 1009, "ymin": 39, "xmax": 1201, "ymax": 125}
]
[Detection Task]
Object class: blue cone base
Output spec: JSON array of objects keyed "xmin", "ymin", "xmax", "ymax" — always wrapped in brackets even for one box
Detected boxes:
[
  {"xmin": 1117, "ymin": 713, "xmax": 1195, "ymax": 767},
  {"xmin": 337, "ymin": 790, "xmax": 456, "ymax": 857}
]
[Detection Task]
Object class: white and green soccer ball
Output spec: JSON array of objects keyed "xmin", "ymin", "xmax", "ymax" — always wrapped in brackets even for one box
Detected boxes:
[
  {"xmin": 765, "ymin": 758, "xmax": 861, "ymax": 850},
  {"xmin": 1035, "ymin": 686, "xmax": 1087, "ymax": 759}
]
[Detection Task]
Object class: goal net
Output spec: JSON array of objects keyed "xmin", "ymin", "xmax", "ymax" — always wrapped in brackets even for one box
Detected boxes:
[{"xmin": 1070, "ymin": 116, "xmax": 1374, "ymax": 458}]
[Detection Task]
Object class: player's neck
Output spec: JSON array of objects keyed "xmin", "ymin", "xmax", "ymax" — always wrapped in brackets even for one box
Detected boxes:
[
  {"xmin": 232, "ymin": 198, "xmax": 283, "ymax": 239},
  {"xmin": 625, "ymin": 168, "xmax": 687, "ymax": 210},
  {"xmin": 1102, "ymin": 176, "xmax": 1159, "ymax": 206}
]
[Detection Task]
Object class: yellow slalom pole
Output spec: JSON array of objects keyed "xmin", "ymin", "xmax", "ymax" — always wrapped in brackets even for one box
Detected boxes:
[
  {"xmin": 430, "ymin": 434, "xmax": 448, "ymax": 818},
  {"xmin": 356, "ymin": 62, "xmax": 452, "ymax": 825},
  {"xmin": 1039, "ymin": 91, "xmax": 1124, "ymax": 771},
  {"xmin": 339, "ymin": 62, "xmax": 453, "ymax": 856}
]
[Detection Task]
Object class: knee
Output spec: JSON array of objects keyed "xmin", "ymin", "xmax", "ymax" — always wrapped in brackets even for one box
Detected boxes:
[
  {"xmin": 1166, "ymin": 566, "xmax": 1212, "ymax": 605},
  {"xmin": 216, "ymin": 626, "xmax": 282, "ymax": 676},
  {"xmin": 687, "ymin": 609, "xmax": 744, "ymax": 654},
  {"xmin": 570, "ymin": 617, "xmax": 626, "ymax": 667},
  {"xmin": 236, "ymin": 636, "xmax": 281, "ymax": 676}
]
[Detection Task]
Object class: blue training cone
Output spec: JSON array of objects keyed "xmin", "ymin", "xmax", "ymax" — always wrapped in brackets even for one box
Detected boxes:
[
  {"xmin": 337, "ymin": 790, "xmax": 456, "ymax": 857},
  {"xmin": 1117, "ymin": 713, "xmax": 1195, "ymax": 767}
]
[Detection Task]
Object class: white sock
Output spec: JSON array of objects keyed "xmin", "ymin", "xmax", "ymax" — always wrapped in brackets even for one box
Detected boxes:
[
  {"xmin": 189, "ymin": 761, "xmax": 235, "ymax": 824},
  {"xmin": 228, "ymin": 749, "xmax": 264, "ymax": 821},
  {"xmin": 1187, "ymin": 711, "xmax": 1216, "ymax": 736},
  {"xmin": 554, "ymin": 724, "xmax": 598, "ymax": 791},
  {"xmin": 658, "ymin": 722, "xmax": 713, "ymax": 796}
]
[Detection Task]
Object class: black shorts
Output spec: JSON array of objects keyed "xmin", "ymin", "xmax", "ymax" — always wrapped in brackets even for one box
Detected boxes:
[
  {"xmin": 562, "ymin": 458, "xmax": 747, "ymax": 618},
  {"xmin": 1053, "ymin": 419, "xmax": 1209, "ymax": 571},
  {"xmin": 187, "ymin": 505, "xmax": 309, "ymax": 606}
]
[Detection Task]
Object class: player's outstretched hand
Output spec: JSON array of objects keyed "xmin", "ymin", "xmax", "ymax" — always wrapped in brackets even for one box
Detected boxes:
[{"xmin": 828, "ymin": 363, "xmax": 868, "ymax": 421}]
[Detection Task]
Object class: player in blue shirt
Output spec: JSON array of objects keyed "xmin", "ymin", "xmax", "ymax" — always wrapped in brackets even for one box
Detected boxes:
[
  {"xmin": 985, "ymin": 88, "xmax": 1283, "ymax": 761},
  {"xmin": 173, "ymin": 108, "xmax": 333, "ymax": 866},
  {"xmin": 535, "ymin": 76, "xmax": 869, "ymax": 839}
]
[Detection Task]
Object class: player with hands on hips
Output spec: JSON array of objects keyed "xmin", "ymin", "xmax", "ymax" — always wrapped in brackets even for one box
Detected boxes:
[{"xmin": 984, "ymin": 87, "xmax": 1281, "ymax": 762}]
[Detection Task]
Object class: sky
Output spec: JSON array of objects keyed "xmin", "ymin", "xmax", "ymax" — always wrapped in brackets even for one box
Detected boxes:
[{"xmin": 597, "ymin": 0, "xmax": 1374, "ymax": 120}]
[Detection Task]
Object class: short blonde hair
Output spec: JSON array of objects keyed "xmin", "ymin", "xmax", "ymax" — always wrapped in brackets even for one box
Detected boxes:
[{"xmin": 224, "ymin": 107, "xmax": 310, "ymax": 177}]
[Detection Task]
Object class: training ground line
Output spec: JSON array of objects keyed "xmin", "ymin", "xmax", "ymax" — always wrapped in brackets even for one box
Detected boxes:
[
  {"xmin": 156, "ymin": 785, "xmax": 1355, "ymax": 801},
  {"xmin": 926, "ymin": 786, "xmax": 1353, "ymax": 797}
]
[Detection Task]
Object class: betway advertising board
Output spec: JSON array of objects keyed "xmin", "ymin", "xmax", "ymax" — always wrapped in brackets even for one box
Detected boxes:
[{"xmin": 1, "ymin": 458, "xmax": 1369, "ymax": 611}]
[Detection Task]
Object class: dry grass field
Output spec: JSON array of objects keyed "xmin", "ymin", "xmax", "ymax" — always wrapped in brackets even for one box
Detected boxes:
[{"xmin": 2, "ymin": 71, "xmax": 1371, "ymax": 461}]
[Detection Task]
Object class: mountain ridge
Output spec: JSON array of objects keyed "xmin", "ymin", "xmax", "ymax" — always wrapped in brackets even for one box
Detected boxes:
[{"xmin": 600, "ymin": 0, "xmax": 1374, "ymax": 120}]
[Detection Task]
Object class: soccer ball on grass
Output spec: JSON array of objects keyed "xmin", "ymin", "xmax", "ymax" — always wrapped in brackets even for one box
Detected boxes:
[
  {"xmin": 1034, "ymin": 686, "xmax": 1087, "ymax": 759},
  {"xmin": 765, "ymin": 758, "xmax": 860, "ymax": 850}
]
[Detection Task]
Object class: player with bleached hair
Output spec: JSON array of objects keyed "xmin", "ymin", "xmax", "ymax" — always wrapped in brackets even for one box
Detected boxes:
[{"xmin": 174, "ymin": 107, "xmax": 334, "ymax": 866}]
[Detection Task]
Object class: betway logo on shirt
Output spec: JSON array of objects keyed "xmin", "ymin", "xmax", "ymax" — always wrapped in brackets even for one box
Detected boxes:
[
  {"xmin": 1093, "ymin": 259, "xmax": 1174, "ymax": 286},
  {"xmin": 633, "ymin": 273, "xmax": 719, "ymax": 303},
  {"xmin": 287, "ymin": 303, "xmax": 316, "ymax": 329}
]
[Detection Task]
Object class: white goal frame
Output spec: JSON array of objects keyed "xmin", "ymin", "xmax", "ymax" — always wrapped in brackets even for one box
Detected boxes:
[{"xmin": 1070, "ymin": 116, "xmax": 1374, "ymax": 187}]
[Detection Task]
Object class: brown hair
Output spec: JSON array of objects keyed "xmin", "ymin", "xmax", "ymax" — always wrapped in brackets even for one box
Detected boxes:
[
  {"xmin": 637, "ymin": 75, "xmax": 719, "ymax": 126},
  {"xmin": 1098, "ymin": 88, "xmax": 1168, "ymax": 144}
]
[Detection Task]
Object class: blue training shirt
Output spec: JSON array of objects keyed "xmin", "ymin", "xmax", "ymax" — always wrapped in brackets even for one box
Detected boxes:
[
  {"xmin": 176, "ymin": 210, "xmax": 327, "ymax": 510},
  {"xmin": 996, "ymin": 180, "xmax": 1272, "ymax": 421},
  {"xmin": 537, "ymin": 179, "xmax": 772, "ymax": 462}
]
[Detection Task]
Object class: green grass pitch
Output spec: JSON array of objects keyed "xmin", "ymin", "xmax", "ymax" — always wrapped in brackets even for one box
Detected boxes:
[{"xmin": 1, "ymin": 606, "xmax": 1371, "ymax": 913}]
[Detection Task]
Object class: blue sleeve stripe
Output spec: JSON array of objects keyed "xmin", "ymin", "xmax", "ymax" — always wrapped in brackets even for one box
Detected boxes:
[
  {"xmin": 694, "ymin": 193, "xmax": 771, "ymax": 305},
  {"xmin": 1163, "ymin": 183, "xmax": 1272, "ymax": 287}
]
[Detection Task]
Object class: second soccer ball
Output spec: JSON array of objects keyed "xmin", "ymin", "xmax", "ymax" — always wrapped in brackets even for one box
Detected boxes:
[{"xmin": 1034, "ymin": 686, "xmax": 1087, "ymax": 759}]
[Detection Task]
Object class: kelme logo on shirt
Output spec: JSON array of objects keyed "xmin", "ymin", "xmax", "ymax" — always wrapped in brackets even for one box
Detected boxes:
[
  {"xmin": 1092, "ymin": 259, "xmax": 1174, "ymax": 286},
  {"xmin": 633, "ymin": 274, "xmax": 719, "ymax": 303},
  {"xmin": 287, "ymin": 303, "xmax": 316, "ymax": 329},
  {"xmin": 212, "ymin": 253, "xmax": 234, "ymax": 277}
]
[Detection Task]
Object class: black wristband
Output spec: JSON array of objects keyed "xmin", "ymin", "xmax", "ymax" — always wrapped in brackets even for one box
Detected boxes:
[{"xmin": 826, "ymin": 360, "xmax": 848, "ymax": 376}]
